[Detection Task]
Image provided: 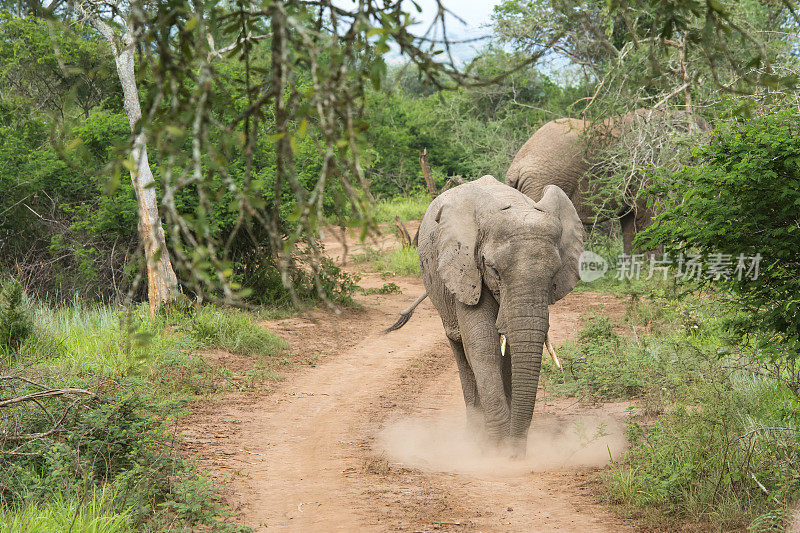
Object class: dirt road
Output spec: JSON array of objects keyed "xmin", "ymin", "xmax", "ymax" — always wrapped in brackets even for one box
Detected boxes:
[{"xmin": 181, "ymin": 230, "xmax": 638, "ymax": 532}]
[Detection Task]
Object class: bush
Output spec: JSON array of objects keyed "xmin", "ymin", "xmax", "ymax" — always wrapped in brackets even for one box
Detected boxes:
[
  {"xmin": 640, "ymin": 111, "xmax": 800, "ymax": 371},
  {"xmin": 236, "ymin": 252, "xmax": 358, "ymax": 307},
  {"xmin": 546, "ymin": 313, "xmax": 650, "ymax": 400},
  {"xmin": 0, "ymin": 381, "xmax": 230, "ymax": 530},
  {"xmin": 0, "ymin": 280, "xmax": 33, "ymax": 356},
  {"xmin": 606, "ymin": 387, "xmax": 800, "ymax": 530},
  {"xmin": 552, "ymin": 288, "xmax": 800, "ymax": 530}
]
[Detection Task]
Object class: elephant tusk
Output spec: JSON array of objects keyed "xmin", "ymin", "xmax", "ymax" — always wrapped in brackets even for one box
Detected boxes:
[
  {"xmin": 545, "ymin": 333, "xmax": 561, "ymax": 370},
  {"xmin": 500, "ymin": 334, "xmax": 507, "ymax": 357}
]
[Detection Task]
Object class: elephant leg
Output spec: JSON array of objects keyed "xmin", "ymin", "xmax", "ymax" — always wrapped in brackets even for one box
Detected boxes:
[
  {"xmin": 622, "ymin": 202, "xmax": 658, "ymax": 256},
  {"xmin": 448, "ymin": 338, "xmax": 482, "ymax": 435},
  {"xmin": 456, "ymin": 300, "xmax": 510, "ymax": 444},
  {"xmin": 621, "ymin": 211, "xmax": 636, "ymax": 255}
]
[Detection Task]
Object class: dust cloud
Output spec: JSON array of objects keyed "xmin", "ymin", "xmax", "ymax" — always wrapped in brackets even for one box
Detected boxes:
[{"xmin": 376, "ymin": 410, "xmax": 627, "ymax": 477}]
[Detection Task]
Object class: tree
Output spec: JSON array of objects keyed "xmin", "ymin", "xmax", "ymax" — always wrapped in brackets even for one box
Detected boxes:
[
  {"xmin": 15, "ymin": 0, "xmax": 551, "ymax": 307},
  {"xmin": 86, "ymin": 0, "xmax": 501, "ymax": 306},
  {"xmin": 492, "ymin": 0, "xmax": 799, "ymax": 232},
  {"xmin": 72, "ymin": 0, "xmax": 178, "ymax": 312},
  {"xmin": 493, "ymin": 0, "xmax": 800, "ymax": 116}
]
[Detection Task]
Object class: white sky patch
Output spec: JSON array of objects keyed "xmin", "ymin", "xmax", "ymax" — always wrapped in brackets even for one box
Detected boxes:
[{"xmin": 333, "ymin": 0, "xmax": 502, "ymax": 63}]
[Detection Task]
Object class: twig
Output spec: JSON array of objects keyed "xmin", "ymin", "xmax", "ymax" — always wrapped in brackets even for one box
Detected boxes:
[
  {"xmin": 735, "ymin": 426, "xmax": 800, "ymax": 441},
  {"xmin": 0, "ymin": 375, "xmax": 50, "ymax": 389},
  {"xmin": 0, "ymin": 388, "xmax": 94, "ymax": 408},
  {"xmin": 1, "ymin": 397, "xmax": 84, "ymax": 443}
]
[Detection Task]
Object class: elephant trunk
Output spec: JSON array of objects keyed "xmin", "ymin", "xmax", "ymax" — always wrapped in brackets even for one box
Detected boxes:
[{"xmin": 504, "ymin": 292, "xmax": 549, "ymax": 456}]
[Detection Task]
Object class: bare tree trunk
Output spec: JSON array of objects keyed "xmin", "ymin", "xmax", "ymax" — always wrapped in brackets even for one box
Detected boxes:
[
  {"xmin": 419, "ymin": 148, "xmax": 437, "ymax": 200},
  {"xmin": 90, "ymin": 15, "xmax": 178, "ymax": 313}
]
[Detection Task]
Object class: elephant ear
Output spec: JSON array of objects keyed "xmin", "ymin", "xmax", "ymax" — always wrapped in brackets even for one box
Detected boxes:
[
  {"xmin": 534, "ymin": 185, "xmax": 585, "ymax": 304},
  {"xmin": 434, "ymin": 191, "xmax": 482, "ymax": 306}
]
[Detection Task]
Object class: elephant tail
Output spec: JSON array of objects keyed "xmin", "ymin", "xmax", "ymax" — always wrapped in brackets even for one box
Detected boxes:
[{"xmin": 383, "ymin": 291, "xmax": 428, "ymax": 333}]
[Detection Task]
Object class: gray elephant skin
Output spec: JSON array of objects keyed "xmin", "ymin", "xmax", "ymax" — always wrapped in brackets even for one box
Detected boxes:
[
  {"xmin": 416, "ymin": 175, "xmax": 584, "ymax": 457},
  {"xmin": 506, "ymin": 110, "xmax": 708, "ymax": 253}
]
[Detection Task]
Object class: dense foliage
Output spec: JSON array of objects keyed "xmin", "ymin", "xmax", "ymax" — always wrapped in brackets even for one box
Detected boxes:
[
  {"xmin": 641, "ymin": 112, "xmax": 800, "ymax": 369},
  {"xmin": 0, "ymin": 13, "xmax": 581, "ymax": 304}
]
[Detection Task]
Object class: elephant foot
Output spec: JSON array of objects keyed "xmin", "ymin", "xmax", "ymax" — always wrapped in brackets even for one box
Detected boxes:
[{"xmin": 507, "ymin": 437, "xmax": 528, "ymax": 460}]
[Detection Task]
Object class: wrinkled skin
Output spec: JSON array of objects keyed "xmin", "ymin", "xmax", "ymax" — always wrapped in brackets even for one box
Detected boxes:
[
  {"xmin": 506, "ymin": 110, "xmax": 709, "ymax": 254},
  {"xmin": 418, "ymin": 176, "xmax": 584, "ymax": 457}
]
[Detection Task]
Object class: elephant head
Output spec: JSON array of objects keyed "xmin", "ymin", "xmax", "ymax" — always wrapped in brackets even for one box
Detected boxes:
[{"xmin": 432, "ymin": 177, "xmax": 584, "ymax": 452}]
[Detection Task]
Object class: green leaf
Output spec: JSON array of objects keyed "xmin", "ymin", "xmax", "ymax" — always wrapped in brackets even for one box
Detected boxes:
[{"xmin": 184, "ymin": 15, "xmax": 198, "ymax": 32}]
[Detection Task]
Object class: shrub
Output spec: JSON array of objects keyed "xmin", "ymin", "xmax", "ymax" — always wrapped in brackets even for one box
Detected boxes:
[
  {"xmin": 0, "ymin": 280, "xmax": 33, "ymax": 356},
  {"xmin": 557, "ymin": 288, "xmax": 800, "ymax": 530},
  {"xmin": 237, "ymin": 252, "xmax": 358, "ymax": 307},
  {"xmin": 640, "ymin": 111, "xmax": 800, "ymax": 372},
  {"xmin": 0, "ymin": 380, "xmax": 229, "ymax": 530}
]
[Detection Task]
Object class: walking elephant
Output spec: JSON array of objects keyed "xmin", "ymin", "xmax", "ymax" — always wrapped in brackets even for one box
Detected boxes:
[
  {"xmin": 506, "ymin": 109, "xmax": 708, "ymax": 253},
  {"xmin": 387, "ymin": 176, "xmax": 584, "ymax": 457}
]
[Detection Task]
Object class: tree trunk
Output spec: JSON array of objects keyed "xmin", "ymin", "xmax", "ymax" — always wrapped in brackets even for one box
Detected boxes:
[
  {"xmin": 94, "ymin": 17, "xmax": 178, "ymax": 313},
  {"xmin": 419, "ymin": 148, "xmax": 437, "ymax": 200}
]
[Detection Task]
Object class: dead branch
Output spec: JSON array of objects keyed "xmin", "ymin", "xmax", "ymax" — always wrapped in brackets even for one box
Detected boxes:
[
  {"xmin": 419, "ymin": 148, "xmax": 437, "ymax": 200},
  {"xmin": 394, "ymin": 216, "xmax": 412, "ymax": 248},
  {"xmin": 1, "ymin": 397, "xmax": 86, "ymax": 444},
  {"xmin": 439, "ymin": 175, "xmax": 466, "ymax": 194},
  {"xmin": 0, "ymin": 387, "xmax": 94, "ymax": 408}
]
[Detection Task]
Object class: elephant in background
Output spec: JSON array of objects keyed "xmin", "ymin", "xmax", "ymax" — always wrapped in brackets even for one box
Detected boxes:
[
  {"xmin": 506, "ymin": 109, "xmax": 709, "ymax": 254},
  {"xmin": 392, "ymin": 176, "xmax": 583, "ymax": 457}
]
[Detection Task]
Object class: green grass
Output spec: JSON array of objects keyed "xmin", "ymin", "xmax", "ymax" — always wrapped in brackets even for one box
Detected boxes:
[
  {"xmin": 371, "ymin": 194, "xmax": 430, "ymax": 223},
  {"xmin": 187, "ymin": 306, "xmax": 289, "ymax": 357},
  {"xmin": 352, "ymin": 245, "xmax": 421, "ymax": 276},
  {"xmin": 14, "ymin": 302, "xmax": 289, "ymax": 376},
  {"xmin": 19, "ymin": 302, "xmax": 186, "ymax": 375},
  {"xmin": 323, "ymin": 193, "xmax": 430, "ymax": 226},
  {"xmin": 0, "ymin": 490, "xmax": 131, "ymax": 533},
  {"xmin": 378, "ymin": 246, "xmax": 421, "ymax": 275},
  {"xmin": 3, "ymin": 292, "xmax": 288, "ymax": 532}
]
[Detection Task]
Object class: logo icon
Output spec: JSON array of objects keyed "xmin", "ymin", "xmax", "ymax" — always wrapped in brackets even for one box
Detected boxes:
[{"xmin": 579, "ymin": 251, "xmax": 608, "ymax": 282}]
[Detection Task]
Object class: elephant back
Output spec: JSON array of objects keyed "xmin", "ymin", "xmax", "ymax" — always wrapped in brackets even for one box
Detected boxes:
[{"xmin": 506, "ymin": 119, "xmax": 592, "ymax": 202}]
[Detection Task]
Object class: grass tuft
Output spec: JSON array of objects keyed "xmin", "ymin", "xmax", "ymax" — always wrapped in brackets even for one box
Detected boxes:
[
  {"xmin": 187, "ymin": 306, "xmax": 289, "ymax": 357},
  {"xmin": 378, "ymin": 246, "xmax": 420, "ymax": 276},
  {"xmin": 20, "ymin": 302, "xmax": 185, "ymax": 375},
  {"xmin": 0, "ymin": 489, "xmax": 131, "ymax": 533}
]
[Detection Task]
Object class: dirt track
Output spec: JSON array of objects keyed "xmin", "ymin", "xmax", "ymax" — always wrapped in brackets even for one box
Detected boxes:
[{"xmin": 181, "ymin": 228, "xmax": 639, "ymax": 532}]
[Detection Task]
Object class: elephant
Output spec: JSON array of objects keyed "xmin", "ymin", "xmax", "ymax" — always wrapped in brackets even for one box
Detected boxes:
[
  {"xmin": 387, "ymin": 175, "xmax": 584, "ymax": 457},
  {"xmin": 506, "ymin": 109, "xmax": 709, "ymax": 254}
]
